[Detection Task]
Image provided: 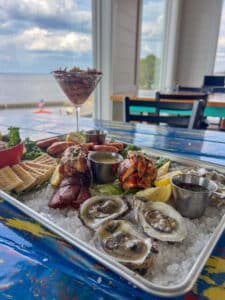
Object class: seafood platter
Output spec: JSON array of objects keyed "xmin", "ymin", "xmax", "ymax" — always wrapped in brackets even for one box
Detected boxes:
[{"xmin": 1, "ymin": 128, "xmax": 225, "ymax": 297}]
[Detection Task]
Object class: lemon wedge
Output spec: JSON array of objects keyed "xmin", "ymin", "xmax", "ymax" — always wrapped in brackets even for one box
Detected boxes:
[
  {"xmin": 50, "ymin": 165, "xmax": 62, "ymax": 187},
  {"xmin": 154, "ymin": 170, "xmax": 182, "ymax": 187},
  {"xmin": 157, "ymin": 160, "xmax": 171, "ymax": 178},
  {"xmin": 136, "ymin": 184, "xmax": 172, "ymax": 202},
  {"xmin": 66, "ymin": 132, "xmax": 85, "ymax": 144}
]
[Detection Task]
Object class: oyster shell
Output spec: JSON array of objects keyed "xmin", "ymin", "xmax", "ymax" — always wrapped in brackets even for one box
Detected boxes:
[
  {"xmin": 95, "ymin": 219, "xmax": 154, "ymax": 272},
  {"xmin": 79, "ymin": 196, "xmax": 129, "ymax": 230},
  {"xmin": 135, "ymin": 200, "xmax": 187, "ymax": 242}
]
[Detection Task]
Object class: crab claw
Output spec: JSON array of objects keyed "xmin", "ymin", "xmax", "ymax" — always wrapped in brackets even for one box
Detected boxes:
[
  {"xmin": 119, "ymin": 151, "xmax": 157, "ymax": 191},
  {"xmin": 122, "ymin": 174, "xmax": 138, "ymax": 190}
]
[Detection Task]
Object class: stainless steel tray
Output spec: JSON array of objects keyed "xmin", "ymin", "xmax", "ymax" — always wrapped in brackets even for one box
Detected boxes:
[{"xmin": 1, "ymin": 147, "xmax": 225, "ymax": 298}]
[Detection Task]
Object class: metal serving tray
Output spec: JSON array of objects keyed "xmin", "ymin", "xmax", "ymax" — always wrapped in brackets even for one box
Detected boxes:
[{"xmin": 1, "ymin": 147, "xmax": 225, "ymax": 298}]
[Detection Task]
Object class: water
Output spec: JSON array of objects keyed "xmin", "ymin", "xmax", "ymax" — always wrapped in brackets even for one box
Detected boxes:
[{"xmin": 0, "ymin": 73, "xmax": 67, "ymax": 104}]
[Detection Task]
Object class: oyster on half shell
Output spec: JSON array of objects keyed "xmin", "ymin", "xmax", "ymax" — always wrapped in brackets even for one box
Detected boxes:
[
  {"xmin": 95, "ymin": 219, "xmax": 154, "ymax": 272},
  {"xmin": 79, "ymin": 196, "xmax": 129, "ymax": 230},
  {"xmin": 135, "ymin": 200, "xmax": 187, "ymax": 242}
]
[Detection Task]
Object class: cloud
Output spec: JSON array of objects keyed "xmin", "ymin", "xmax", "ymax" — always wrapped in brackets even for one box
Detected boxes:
[
  {"xmin": 217, "ymin": 37, "xmax": 225, "ymax": 51},
  {"xmin": 142, "ymin": 0, "xmax": 165, "ymax": 22},
  {"xmin": 214, "ymin": 3, "xmax": 225, "ymax": 72},
  {"xmin": 0, "ymin": 0, "xmax": 91, "ymax": 33},
  {"xmin": 140, "ymin": 0, "xmax": 165, "ymax": 58},
  {"xmin": 217, "ymin": 5, "xmax": 225, "ymax": 50},
  {"xmin": 142, "ymin": 15, "xmax": 164, "ymax": 41},
  {"xmin": 18, "ymin": 27, "xmax": 91, "ymax": 53}
]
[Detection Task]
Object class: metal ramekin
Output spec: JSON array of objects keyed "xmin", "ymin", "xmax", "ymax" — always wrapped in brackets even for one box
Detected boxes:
[
  {"xmin": 171, "ymin": 174, "xmax": 217, "ymax": 218},
  {"xmin": 88, "ymin": 151, "xmax": 123, "ymax": 183}
]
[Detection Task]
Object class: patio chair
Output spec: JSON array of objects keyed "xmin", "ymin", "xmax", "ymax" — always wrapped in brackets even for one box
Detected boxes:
[
  {"xmin": 203, "ymin": 75, "xmax": 225, "ymax": 91},
  {"xmin": 178, "ymin": 86, "xmax": 203, "ymax": 92},
  {"xmin": 124, "ymin": 92, "xmax": 207, "ymax": 129},
  {"xmin": 177, "ymin": 87, "xmax": 209, "ymax": 128},
  {"xmin": 210, "ymin": 87, "xmax": 225, "ymax": 93}
]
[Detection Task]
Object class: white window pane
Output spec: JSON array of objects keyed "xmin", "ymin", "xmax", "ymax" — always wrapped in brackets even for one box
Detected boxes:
[
  {"xmin": 139, "ymin": 0, "xmax": 166, "ymax": 94},
  {"xmin": 214, "ymin": 0, "xmax": 225, "ymax": 74}
]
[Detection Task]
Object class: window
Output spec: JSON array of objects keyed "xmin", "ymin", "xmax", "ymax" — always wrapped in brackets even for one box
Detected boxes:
[
  {"xmin": 139, "ymin": 0, "xmax": 166, "ymax": 95},
  {"xmin": 214, "ymin": 0, "xmax": 225, "ymax": 74},
  {"xmin": 0, "ymin": 0, "xmax": 93, "ymax": 116}
]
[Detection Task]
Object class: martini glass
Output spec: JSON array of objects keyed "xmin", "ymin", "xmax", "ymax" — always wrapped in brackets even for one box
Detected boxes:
[{"xmin": 53, "ymin": 68, "xmax": 102, "ymax": 132}]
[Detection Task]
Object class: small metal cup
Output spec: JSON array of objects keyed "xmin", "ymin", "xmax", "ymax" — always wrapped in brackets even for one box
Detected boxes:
[
  {"xmin": 84, "ymin": 130, "xmax": 107, "ymax": 144},
  {"xmin": 88, "ymin": 151, "xmax": 123, "ymax": 184},
  {"xmin": 171, "ymin": 174, "xmax": 217, "ymax": 218}
]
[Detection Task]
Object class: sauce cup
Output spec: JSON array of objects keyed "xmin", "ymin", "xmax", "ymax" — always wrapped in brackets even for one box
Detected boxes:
[
  {"xmin": 88, "ymin": 151, "xmax": 123, "ymax": 183},
  {"xmin": 84, "ymin": 130, "xmax": 107, "ymax": 144},
  {"xmin": 171, "ymin": 174, "xmax": 217, "ymax": 218}
]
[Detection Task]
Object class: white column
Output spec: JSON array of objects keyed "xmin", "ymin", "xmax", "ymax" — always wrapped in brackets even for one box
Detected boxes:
[
  {"xmin": 160, "ymin": 0, "xmax": 183, "ymax": 90},
  {"xmin": 92, "ymin": 0, "xmax": 113, "ymax": 121},
  {"xmin": 175, "ymin": 0, "xmax": 223, "ymax": 86},
  {"xmin": 92, "ymin": 0, "xmax": 141, "ymax": 121}
]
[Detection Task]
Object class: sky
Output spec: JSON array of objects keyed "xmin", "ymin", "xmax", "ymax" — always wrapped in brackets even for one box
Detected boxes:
[
  {"xmin": 2, "ymin": 0, "xmax": 223, "ymax": 74},
  {"xmin": 140, "ymin": 0, "xmax": 165, "ymax": 59},
  {"xmin": 0, "ymin": 0, "xmax": 92, "ymax": 73},
  {"xmin": 214, "ymin": 0, "xmax": 225, "ymax": 73},
  {"xmin": 0, "ymin": 0, "xmax": 166, "ymax": 74}
]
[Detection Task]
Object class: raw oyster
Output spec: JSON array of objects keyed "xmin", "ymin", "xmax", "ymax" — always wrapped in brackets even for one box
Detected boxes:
[
  {"xmin": 135, "ymin": 200, "xmax": 187, "ymax": 242},
  {"xmin": 95, "ymin": 219, "xmax": 154, "ymax": 272},
  {"xmin": 79, "ymin": 196, "xmax": 129, "ymax": 230}
]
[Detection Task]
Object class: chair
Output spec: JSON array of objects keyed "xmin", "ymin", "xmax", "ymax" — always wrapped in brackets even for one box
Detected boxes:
[
  {"xmin": 203, "ymin": 75, "xmax": 225, "ymax": 90},
  {"xmin": 177, "ymin": 87, "xmax": 209, "ymax": 129},
  {"xmin": 178, "ymin": 86, "xmax": 204, "ymax": 93},
  {"xmin": 210, "ymin": 87, "xmax": 225, "ymax": 93},
  {"xmin": 124, "ymin": 92, "xmax": 207, "ymax": 129}
]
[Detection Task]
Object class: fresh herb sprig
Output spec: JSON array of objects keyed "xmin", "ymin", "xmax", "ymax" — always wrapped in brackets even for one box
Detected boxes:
[
  {"xmin": 23, "ymin": 138, "xmax": 43, "ymax": 160},
  {"xmin": 120, "ymin": 144, "xmax": 141, "ymax": 158},
  {"xmin": 155, "ymin": 157, "xmax": 170, "ymax": 168},
  {"xmin": 7, "ymin": 127, "xmax": 20, "ymax": 147}
]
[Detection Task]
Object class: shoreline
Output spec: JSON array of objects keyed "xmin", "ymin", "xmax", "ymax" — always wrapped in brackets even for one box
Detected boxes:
[{"xmin": 0, "ymin": 101, "xmax": 70, "ymax": 109}]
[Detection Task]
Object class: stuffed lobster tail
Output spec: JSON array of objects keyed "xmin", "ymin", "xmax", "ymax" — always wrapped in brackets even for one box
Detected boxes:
[
  {"xmin": 49, "ymin": 145, "xmax": 91, "ymax": 209},
  {"xmin": 118, "ymin": 151, "xmax": 157, "ymax": 190}
]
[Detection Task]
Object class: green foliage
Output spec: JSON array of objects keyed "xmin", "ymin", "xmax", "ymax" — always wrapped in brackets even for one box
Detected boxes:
[
  {"xmin": 23, "ymin": 138, "xmax": 43, "ymax": 160},
  {"xmin": 7, "ymin": 127, "xmax": 20, "ymax": 147},
  {"xmin": 120, "ymin": 144, "xmax": 141, "ymax": 159},
  {"xmin": 139, "ymin": 54, "xmax": 161, "ymax": 90},
  {"xmin": 90, "ymin": 183, "xmax": 123, "ymax": 196},
  {"xmin": 155, "ymin": 157, "xmax": 170, "ymax": 168}
]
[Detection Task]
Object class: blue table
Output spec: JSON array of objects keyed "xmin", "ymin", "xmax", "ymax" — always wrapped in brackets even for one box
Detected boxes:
[{"xmin": 0, "ymin": 112, "xmax": 225, "ymax": 299}]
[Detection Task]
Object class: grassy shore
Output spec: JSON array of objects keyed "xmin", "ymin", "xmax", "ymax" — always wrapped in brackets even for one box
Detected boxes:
[{"xmin": 0, "ymin": 96, "xmax": 93, "ymax": 117}]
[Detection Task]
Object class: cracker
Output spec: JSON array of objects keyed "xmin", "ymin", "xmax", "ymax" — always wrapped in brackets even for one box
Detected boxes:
[
  {"xmin": 21, "ymin": 161, "xmax": 55, "ymax": 184},
  {"xmin": 20, "ymin": 162, "xmax": 45, "ymax": 175},
  {"xmin": 34, "ymin": 154, "xmax": 57, "ymax": 166},
  {"xmin": 20, "ymin": 162, "xmax": 44, "ymax": 185},
  {"xmin": 12, "ymin": 164, "xmax": 36, "ymax": 192},
  {"xmin": 20, "ymin": 163, "xmax": 46, "ymax": 185},
  {"xmin": 24, "ymin": 161, "xmax": 53, "ymax": 171},
  {"xmin": 0, "ymin": 166, "xmax": 23, "ymax": 191}
]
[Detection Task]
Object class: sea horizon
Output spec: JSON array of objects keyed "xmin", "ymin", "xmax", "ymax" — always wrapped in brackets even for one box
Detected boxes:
[{"xmin": 0, "ymin": 73, "xmax": 67, "ymax": 105}]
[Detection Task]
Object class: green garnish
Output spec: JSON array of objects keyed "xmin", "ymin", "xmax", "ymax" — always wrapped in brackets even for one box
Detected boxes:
[
  {"xmin": 7, "ymin": 127, "xmax": 20, "ymax": 147},
  {"xmin": 122, "ymin": 188, "xmax": 141, "ymax": 195},
  {"xmin": 121, "ymin": 144, "xmax": 141, "ymax": 158},
  {"xmin": 90, "ymin": 183, "xmax": 124, "ymax": 196},
  {"xmin": 155, "ymin": 157, "xmax": 170, "ymax": 168},
  {"xmin": 23, "ymin": 138, "xmax": 43, "ymax": 160}
]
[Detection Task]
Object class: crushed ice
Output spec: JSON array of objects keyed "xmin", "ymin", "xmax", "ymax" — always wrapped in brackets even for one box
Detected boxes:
[{"xmin": 21, "ymin": 184, "xmax": 225, "ymax": 287}]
